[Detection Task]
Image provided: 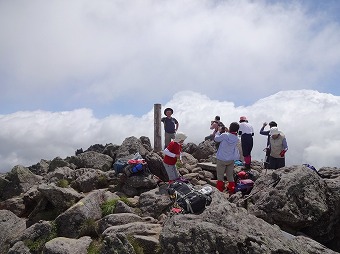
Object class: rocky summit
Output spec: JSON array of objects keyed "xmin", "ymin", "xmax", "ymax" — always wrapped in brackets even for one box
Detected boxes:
[{"xmin": 0, "ymin": 136, "xmax": 340, "ymax": 254}]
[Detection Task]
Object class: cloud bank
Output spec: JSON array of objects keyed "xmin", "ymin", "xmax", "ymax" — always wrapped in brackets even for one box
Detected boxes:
[
  {"xmin": 1, "ymin": 0, "xmax": 340, "ymax": 116},
  {"xmin": 1, "ymin": 90, "xmax": 339, "ymax": 173}
]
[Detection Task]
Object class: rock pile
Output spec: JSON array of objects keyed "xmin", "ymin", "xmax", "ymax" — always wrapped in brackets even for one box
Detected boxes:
[{"xmin": 0, "ymin": 136, "xmax": 339, "ymax": 254}]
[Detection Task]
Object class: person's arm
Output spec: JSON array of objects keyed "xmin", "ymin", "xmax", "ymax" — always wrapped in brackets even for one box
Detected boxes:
[
  {"xmin": 214, "ymin": 128, "xmax": 226, "ymax": 142},
  {"xmin": 260, "ymin": 123, "xmax": 270, "ymax": 136},
  {"xmin": 214, "ymin": 132, "xmax": 222, "ymax": 142},
  {"xmin": 175, "ymin": 118, "xmax": 179, "ymax": 132},
  {"xmin": 260, "ymin": 129, "xmax": 270, "ymax": 136},
  {"xmin": 279, "ymin": 138, "xmax": 288, "ymax": 157},
  {"xmin": 210, "ymin": 122, "xmax": 218, "ymax": 130},
  {"xmin": 164, "ymin": 148, "xmax": 176, "ymax": 157},
  {"xmin": 282, "ymin": 138, "xmax": 288, "ymax": 151}
]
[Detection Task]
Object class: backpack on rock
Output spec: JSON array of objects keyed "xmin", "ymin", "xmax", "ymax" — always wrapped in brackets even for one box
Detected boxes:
[{"xmin": 167, "ymin": 181, "xmax": 212, "ymax": 214}]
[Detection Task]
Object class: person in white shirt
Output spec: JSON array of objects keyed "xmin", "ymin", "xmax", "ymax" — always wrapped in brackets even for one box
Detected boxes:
[{"xmin": 238, "ymin": 116, "xmax": 254, "ymax": 170}]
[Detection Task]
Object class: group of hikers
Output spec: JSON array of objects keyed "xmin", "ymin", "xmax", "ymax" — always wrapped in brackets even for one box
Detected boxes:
[{"xmin": 160, "ymin": 107, "xmax": 288, "ymax": 194}]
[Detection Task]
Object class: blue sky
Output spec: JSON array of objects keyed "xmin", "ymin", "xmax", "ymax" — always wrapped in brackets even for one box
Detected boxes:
[{"xmin": 1, "ymin": 0, "xmax": 340, "ymax": 172}]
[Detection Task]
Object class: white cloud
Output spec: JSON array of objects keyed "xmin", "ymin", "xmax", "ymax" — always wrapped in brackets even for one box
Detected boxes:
[
  {"xmin": 1, "ymin": 0, "xmax": 340, "ymax": 112},
  {"xmin": 1, "ymin": 90, "xmax": 339, "ymax": 173}
]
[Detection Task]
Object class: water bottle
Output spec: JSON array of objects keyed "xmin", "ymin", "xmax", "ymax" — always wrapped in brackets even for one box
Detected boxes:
[{"xmin": 199, "ymin": 185, "xmax": 213, "ymax": 195}]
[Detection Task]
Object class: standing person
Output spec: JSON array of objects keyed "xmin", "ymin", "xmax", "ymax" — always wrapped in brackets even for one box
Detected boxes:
[
  {"xmin": 161, "ymin": 108, "xmax": 179, "ymax": 148},
  {"xmin": 163, "ymin": 132, "xmax": 187, "ymax": 182},
  {"xmin": 260, "ymin": 121, "xmax": 277, "ymax": 168},
  {"xmin": 238, "ymin": 116, "xmax": 254, "ymax": 170},
  {"xmin": 205, "ymin": 116, "xmax": 225, "ymax": 141},
  {"xmin": 214, "ymin": 122, "xmax": 240, "ymax": 194},
  {"xmin": 268, "ymin": 127, "xmax": 288, "ymax": 170}
]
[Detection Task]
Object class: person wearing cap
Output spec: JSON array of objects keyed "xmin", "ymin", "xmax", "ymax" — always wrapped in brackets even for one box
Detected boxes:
[
  {"xmin": 214, "ymin": 122, "xmax": 240, "ymax": 194},
  {"xmin": 161, "ymin": 107, "xmax": 179, "ymax": 148},
  {"xmin": 238, "ymin": 116, "xmax": 254, "ymax": 170},
  {"xmin": 163, "ymin": 132, "xmax": 187, "ymax": 182},
  {"xmin": 205, "ymin": 115, "xmax": 225, "ymax": 141},
  {"xmin": 268, "ymin": 127, "xmax": 288, "ymax": 169},
  {"xmin": 260, "ymin": 121, "xmax": 278, "ymax": 168}
]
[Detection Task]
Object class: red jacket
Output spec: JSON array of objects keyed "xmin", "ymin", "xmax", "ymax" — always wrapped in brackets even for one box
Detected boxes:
[{"xmin": 163, "ymin": 141, "xmax": 182, "ymax": 165}]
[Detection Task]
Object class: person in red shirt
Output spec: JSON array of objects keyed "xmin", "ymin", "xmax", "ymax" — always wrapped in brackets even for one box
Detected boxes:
[{"xmin": 163, "ymin": 132, "xmax": 187, "ymax": 182}]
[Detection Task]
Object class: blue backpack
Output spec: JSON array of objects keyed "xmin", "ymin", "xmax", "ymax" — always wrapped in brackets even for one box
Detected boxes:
[{"xmin": 113, "ymin": 159, "xmax": 129, "ymax": 174}]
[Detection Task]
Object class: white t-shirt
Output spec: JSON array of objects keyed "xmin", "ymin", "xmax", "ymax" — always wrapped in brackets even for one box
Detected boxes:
[{"xmin": 239, "ymin": 122, "xmax": 254, "ymax": 134}]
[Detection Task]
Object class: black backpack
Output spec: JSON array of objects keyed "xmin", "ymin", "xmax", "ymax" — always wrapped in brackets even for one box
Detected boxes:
[{"xmin": 167, "ymin": 181, "xmax": 212, "ymax": 214}]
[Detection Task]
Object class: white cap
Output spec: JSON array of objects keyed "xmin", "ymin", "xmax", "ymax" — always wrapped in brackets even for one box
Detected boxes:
[
  {"xmin": 173, "ymin": 132, "xmax": 187, "ymax": 142},
  {"xmin": 269, "ymin": 127, "xmax": 280, "ymax": 136}
]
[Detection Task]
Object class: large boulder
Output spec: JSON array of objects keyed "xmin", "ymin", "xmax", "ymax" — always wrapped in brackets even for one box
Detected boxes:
[
  {"xmin": 0, "ymin": 165, "xmax": 42, "ymax": 200},
  {"xmin": 138, "ymin": 187, "xmax": 173, "ymax": 219},
  {"xmin": 43, "ymin": 236, "xmax": 92, "ymax": 254},
  {"xmin": 247, "ymin": 165, "xmax": 340, "ymax": 246},
  {"xmin": 67, "ymin": 151, "xmax": 113, "ymax": 171},
  {"xmin": 145, "ymin": 152, "xmax": 169, "ymax": 182},
  {"xmin": 71, "ymin": 168, "xmax": 109, "ymax": 193},
  {"xmin": 160, "ymin": 190, "xmax": 337, "ymax": 254},
  {"xmin": 38, "ymin": 184, "xmax": 84, "ymax": 211},
  {"xmin": 55, "ymin": 189, "xmax": 108, "ymax": 238},
  {"xmin": 115, "ymin": 136, "xmax": 149, "ymax": 159},
  {"xmin": 0, "ymin": 210, "xmax": 26, "ymax": 254}
]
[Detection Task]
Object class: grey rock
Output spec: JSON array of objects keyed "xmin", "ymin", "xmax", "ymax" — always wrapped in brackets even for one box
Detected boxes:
[
  {"xmin": 0, "ymin": 210, "xmax": 26, "ymax": 254},
  {"xmin": 43, "ymin": 236, "xmax": 92, "ymax": 254}
]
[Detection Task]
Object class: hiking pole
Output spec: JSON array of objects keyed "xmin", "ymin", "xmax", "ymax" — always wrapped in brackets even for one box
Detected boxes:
[{"xmin": 260, "ymin": 159, "xmax": 268, "ymax": 176}]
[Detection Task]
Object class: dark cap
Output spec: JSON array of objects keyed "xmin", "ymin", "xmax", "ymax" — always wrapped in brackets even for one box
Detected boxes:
[
  {"xmin": 269, "ymin": 121, "xmax": 277, "ymax": 127},
  {"xmin": 164, "ymin": 108, "xmax": 173, "ymax": 115}
]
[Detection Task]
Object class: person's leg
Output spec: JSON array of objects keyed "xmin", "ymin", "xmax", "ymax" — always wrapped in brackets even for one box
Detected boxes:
[
  {"xmin": 264, "ymin": 148, "xmax": 271, "ymax": 169},
  {"xmin": 164, "ymin": 132, "xmax": 175, "ymax": 148},
  {"xmin": 237, "ymin": 139, "xmax": 244, "ymax": 162},
  {"xmin": 242, "ymin": 135, "xmax": 252, "ymax": 169},
  {"xmin": 163, "ymin": 163, "xmax": 179, "ymax": 181},
  {"xmin": 225, "ymin": 160, "xmax": 236, "ymax": 194},
  {"xmin": 277, "ymin": 158, "xmax": 285, "ymax": 169},
  {"xmin": 269, "ymin": 156, "xmax": 275, "ymax": 169},
  {"xmin": 164, "ymin": 132, "xmax": 170, "ymax": 148},
  {"xmin": 216, "ymin": 159, "xmax": 227, "ymax": 192}
]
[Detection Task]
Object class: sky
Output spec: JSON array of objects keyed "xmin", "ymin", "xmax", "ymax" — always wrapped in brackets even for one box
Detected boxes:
[{"xmin": 1, "ymin": 0, "xmax": 340, "ymax": 173}]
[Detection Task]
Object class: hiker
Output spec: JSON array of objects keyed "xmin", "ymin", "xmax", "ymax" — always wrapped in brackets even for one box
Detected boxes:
[
  {"xmin": 268, "ymin": 127, "xmax": 288, "ymax": 170},
  {"xmin": 161, "ymin": 107, "xmax": 179, "ymax": 148},
  {"xmin": 163, "ymin": 132, "xmax": 187, "ymax": 182},
  {"xmin": 205, "ymin": 116, "xmax": 225, "ymax": 141},
  {"xmin": 214, "ymin": 122, "xmax": 240, "ymax": 194},
  {"xmin": 260, "ymin": 121, "xmax": 278, "ymax": 168},
  {"xmin": 238, "ymin": 116, "xmax": 254, "ymax": 170}
]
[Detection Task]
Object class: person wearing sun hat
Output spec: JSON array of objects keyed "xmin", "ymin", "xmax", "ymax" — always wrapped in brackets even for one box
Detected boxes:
[
  {"xmin": 260, "ymin": 121, "xmax": 278, "ymax": 168},
  {"xmin": 163, "ymin": 132, "xmax": 187, "ymax": 182},
  {"xmin": 161, "ymin": 107, "xmax": 179, "ymax": 149},
  {"xmin": 268, "ymin": 127, "xmax": 288, "ymax": 169}
]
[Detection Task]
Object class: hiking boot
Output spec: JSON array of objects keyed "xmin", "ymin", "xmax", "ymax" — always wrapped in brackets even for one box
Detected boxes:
[
  {"xmin": 227, "ymin": 182, "xmax": 236, "ymax": 195},
  {"xmin": 216, "ymin": 180, "xmax": 225, "ymax": 192}
]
